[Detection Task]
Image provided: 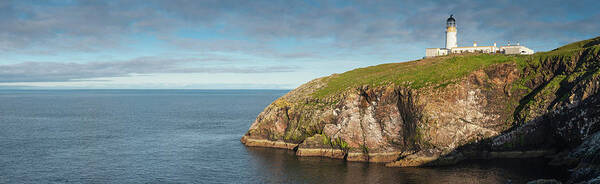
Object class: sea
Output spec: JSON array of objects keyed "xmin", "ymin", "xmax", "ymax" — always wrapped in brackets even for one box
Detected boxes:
[{"xmin": 0, "ymin": 90, "xmax": 566, "ymax": 183}]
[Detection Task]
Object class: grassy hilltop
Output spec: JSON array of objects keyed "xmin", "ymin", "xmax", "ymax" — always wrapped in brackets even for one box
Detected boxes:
[{"xmin": 312, "ymin": 36, "xmax": 600, "ymax": 99}]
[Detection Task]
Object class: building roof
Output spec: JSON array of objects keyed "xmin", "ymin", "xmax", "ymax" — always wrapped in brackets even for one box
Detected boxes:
[
  {"xmin": 447, "ymin": 15, "xmax": 455, "ymax": 22},
  {"xmin": 452, "ymin": 46, "xmax": 497, "ymax": 49},
  {"xmin": 500, "ymin": 45, "xmax": 526, "ymax": 48}
]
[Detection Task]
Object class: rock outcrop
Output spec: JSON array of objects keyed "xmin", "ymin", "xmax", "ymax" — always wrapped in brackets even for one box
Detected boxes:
[{"xmin": 242, "ymin": 37, "xmax": 600, "ymax": 183}]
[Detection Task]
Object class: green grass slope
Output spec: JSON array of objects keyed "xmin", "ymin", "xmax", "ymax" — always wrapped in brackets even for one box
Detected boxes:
[
  {"xmin": 311, "ymin": 54, "xmax": 525, "ymax": 99},
  {"xmin": 311, "ymin": 36, "xmax": 600, "ymax": 99}
]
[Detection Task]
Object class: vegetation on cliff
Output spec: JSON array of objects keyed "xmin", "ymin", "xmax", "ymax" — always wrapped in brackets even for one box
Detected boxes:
[
  {"xmin": 312, "ymin": 54, "xmax": 523, "ymax": 99},
  {"xmin": 512, "ymin": 37, "xmax": 600, "ymax": 124}
]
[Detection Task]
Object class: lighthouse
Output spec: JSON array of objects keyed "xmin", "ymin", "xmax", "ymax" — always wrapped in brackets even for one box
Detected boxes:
[
  {"xmin": 445, "ymin": 15, "xmax": 457, "ymax": 49},
  {"xmin": 425, "ymin": 14, "xmax": 533, "ymax": 58}
]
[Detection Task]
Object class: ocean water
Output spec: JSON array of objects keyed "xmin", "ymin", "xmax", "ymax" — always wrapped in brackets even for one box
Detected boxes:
[{"xmin": 0, "ymin": 90, "xmax": 565, "ymax": 183}]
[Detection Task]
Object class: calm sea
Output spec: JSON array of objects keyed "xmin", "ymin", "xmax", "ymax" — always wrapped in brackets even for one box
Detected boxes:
[{"xmin": 0, "ymin": 90, "xmax": 565, "ymax": 183}]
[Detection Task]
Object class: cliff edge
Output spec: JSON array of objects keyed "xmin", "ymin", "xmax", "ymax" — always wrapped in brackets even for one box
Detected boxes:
[{"xmin": 242, "ymin": 37, "xmax": 600, "ymax": 183}]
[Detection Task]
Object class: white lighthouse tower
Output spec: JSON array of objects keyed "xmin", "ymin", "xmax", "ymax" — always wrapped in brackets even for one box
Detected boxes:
[{"xmin": 445, "ymin": 15, "xmax": 457, "ymax": 49}]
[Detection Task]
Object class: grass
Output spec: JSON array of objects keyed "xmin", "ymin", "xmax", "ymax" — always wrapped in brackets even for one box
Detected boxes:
[
  {"xmin": 321, "ymin": 134, "xmax": 331, "ymax": 145},
  {"xmin": 312, "ymin": 54, "xmax": 524, "ymax": 98},
  {"xmin": 542, "ymin": 75, "xmax": 566, "ymax": 96},
  {"xmin": 311, "ymin": 36, "xmax": 600, "ymax": 100},
  {"xmin": 552, "ymin": 36, "xmax": 600, "ymax": 52}
]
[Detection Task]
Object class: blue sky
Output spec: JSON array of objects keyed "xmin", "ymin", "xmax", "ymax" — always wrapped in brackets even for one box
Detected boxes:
[{"xmin": 1, "ymin": 0, "xmax": 599, "ymax": 89}]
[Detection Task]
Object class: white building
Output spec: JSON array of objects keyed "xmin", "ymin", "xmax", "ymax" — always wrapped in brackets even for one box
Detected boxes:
[
  {"xmin": 501, "ymin": 44, "xmax": 534, "ymax": 55},
  {"xmin": 425, "ymin": 48, "xmax": 448, "ymax": 57},
  {"xmin": 451, "ymin": 42, "xmax": 499, "ymax": 54},
  {"xmin": 425, "ymin": 15, "xmax": 534, "ymax": 58}
]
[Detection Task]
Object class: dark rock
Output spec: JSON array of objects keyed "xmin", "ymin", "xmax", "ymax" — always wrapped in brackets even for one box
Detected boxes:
[{"xmin": 527, "ymin": 179, "xmax": 562, "ymax": 184}]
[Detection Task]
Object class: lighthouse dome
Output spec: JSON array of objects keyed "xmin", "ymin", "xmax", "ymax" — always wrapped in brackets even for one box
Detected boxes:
[
  {"xmin": 446, "ymin": 15, "xmax": 456, "ymax": 27},
  {"xmin": 447, "ymin": 15, "xmax": 455, "ymax": 23}
]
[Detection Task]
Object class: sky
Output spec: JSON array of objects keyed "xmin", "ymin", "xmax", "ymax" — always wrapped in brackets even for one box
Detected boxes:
[{"xmin": 1, "ymin": 0, "xmax": 599, "ymax": 89}]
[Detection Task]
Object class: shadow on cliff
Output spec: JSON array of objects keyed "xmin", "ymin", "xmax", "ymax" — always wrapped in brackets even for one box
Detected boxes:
[{"xmin": 420, "ymin": 94, "xmax": 599, "ymax": 179}]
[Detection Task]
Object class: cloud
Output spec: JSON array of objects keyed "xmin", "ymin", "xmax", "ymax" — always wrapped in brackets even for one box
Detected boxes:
[
  {"xmin": 0, "ymin": 0, "xmax": 599, "ymax": 86},
  {"xmin": 2, "ymin": 0, "xmax": 598, "ymax": 55},
  {"xmin": 0, "ymin": 57, "xmax": 297, "ymax": 82},
  {"xmin": 152, "ymin": 0, "xmax": 600, "ymax": 50}
]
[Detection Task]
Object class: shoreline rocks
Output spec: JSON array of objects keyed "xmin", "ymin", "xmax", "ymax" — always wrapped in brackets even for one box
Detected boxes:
[
  {"xmin": 241, "ymin": 136, "xmax": 298, "ymax": 150},
  {"xmin": 296, "ymin": 148, "xmax": 345, "ymax": 159}
]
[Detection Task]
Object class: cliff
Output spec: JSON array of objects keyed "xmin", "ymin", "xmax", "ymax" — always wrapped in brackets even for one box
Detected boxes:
[{"xmin": 242, "ymin": 37, "xmax": 600, "ymax": 182}]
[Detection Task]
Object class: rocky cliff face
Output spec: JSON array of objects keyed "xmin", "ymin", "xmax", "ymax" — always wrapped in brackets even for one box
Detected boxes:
[{"xmin": 241, "ymin": 37, "xmax": 600, "ymax": 183}]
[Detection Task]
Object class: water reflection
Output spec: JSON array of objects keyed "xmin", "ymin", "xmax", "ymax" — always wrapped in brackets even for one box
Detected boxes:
[{"xmin": 246, "ymin": 147, "xmax": 566, "ymax": 184}]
